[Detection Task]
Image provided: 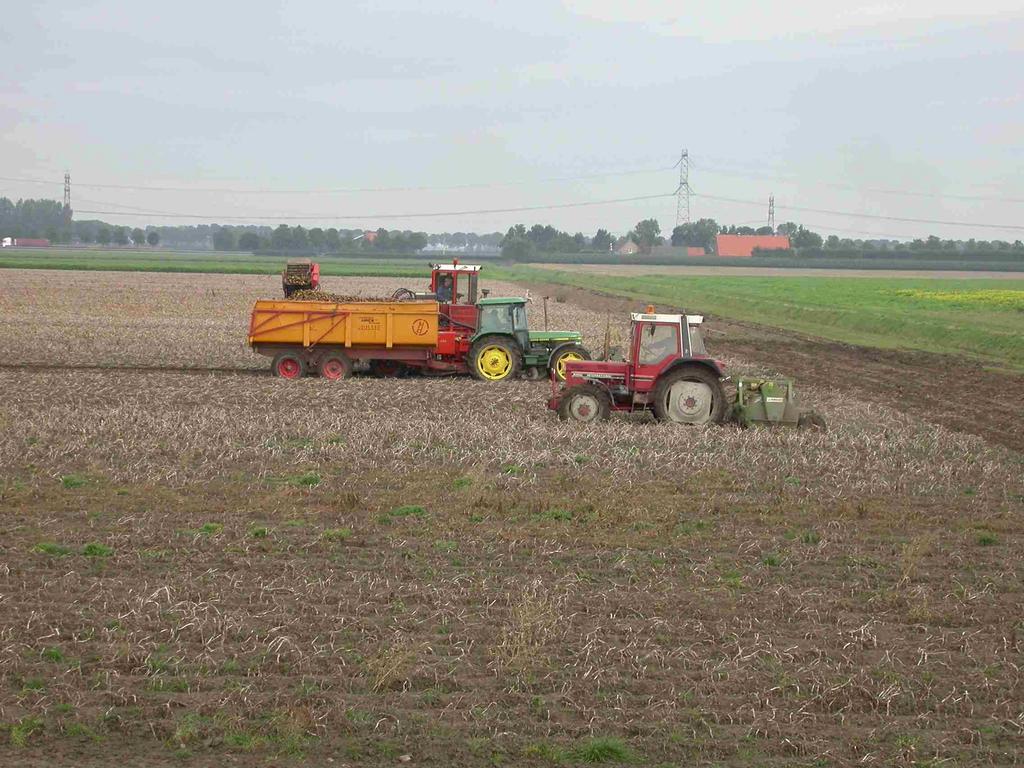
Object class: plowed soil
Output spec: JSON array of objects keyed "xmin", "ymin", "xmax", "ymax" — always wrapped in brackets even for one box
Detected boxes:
[{"xmin": 0, "ymin": 270, "xmax": 1021, "ymax": 768}]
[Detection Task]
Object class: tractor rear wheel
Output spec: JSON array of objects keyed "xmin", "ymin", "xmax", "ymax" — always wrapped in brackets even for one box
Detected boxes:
[
  {"xmin": 319, "ymin": 354, "xmax": 353, "ymax": 381},
  {"xmin": 272, "ymin": 352, "xmax": 305, "ymax": 380},
  {"xmin": 653, "ymin": 366, "xmax": 726, "ymax": 425},
  {"xmin": 469, "ymin": 336, "xmax": 521, "ymax": 382},
  {"xmin": 550, "ymin": 346, "xmax": 591, "ymax": 382},
  {"xmin": 557, "ymin": 384, "xmax": 612, "ymax": 423}
]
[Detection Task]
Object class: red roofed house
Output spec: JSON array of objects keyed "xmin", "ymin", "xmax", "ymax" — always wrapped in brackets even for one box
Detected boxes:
[{"xmin": 715, "ymin": 234, "xmax": 790, "ymax": 257}]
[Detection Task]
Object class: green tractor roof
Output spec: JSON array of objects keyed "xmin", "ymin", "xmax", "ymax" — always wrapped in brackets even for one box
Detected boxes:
[{"xmin": 477, "ymin": 296, "xmax": 527, "ymax": 306}]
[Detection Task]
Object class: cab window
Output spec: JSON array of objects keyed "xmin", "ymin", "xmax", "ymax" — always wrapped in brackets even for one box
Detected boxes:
[
  {"xmin": 480, "ymin": 305, "xmax": 511, "ymax": 332},
  {"xmin": 638, "ymin": 323, "xmax": 679, "ymax": 365},
  {"xmin": 435, "ymin": 274, "xmax": 454, "ymax": 302},
  {"xmin": 512, "ymin": 304, "xmax": 527, "ymax": 330},
  {"xmin": 688, "ymin": 324, "xmax": 706, "ymax": 356},
  {"xmin": 461, "ymin": 273, "xmax": 478, "ymax": 304}
]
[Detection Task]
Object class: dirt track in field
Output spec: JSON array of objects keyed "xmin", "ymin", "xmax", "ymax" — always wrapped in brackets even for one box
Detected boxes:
[{"xmin": 523, "ymin": 279, "xmax": 1024, "ymax": 454}]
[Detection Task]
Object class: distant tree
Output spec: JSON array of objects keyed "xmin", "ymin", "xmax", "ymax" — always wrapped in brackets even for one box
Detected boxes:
[
  {"xmin": 212, "ymin": 227, "xmax": 236, "ymax": 251},
  {"xmin": 500, "ymin": 224, "xmax": 534, "ymax": 260},
  {"xmin": 592, "ymin": 228, "xmax": 613, "ymax": 251},
  {"xmin": 325, "ymin": 228, "xmax": 341, "ymax": 251},
  {"xmin": 113, "ymin": 226, "xmax": 129, "ymax": 245},
  {"xmin": 308, "ymin": 227, "xmax": 325, "ymax": 250},
  {"xmin": 291, "ymin": 225, "xmax": 309, "ymax": 250},
  {"xmin": 80, "ymin": 228, "xmax": 95, "ymax": 244},
  {"xmin": 271, "ymin": 224, "xmax": 292, "ymax": 250},
  {"xmin": 671, "ymin": 218, "xmax": 718, "ymax": 250},
  {"xmin": 776, "ymin": 221, "xmax": 799, "ymax": 237},
  {"xmin": 131, "ymin": 227, "xmax": 145, "ymax": 246},
  {"xmin": 146, "ymin": 230, "xmax": 160, "ymax": 246},
  {"xmin": 755, "ymin": 226, "xmax": 774, "ymax": 236},
  {"xmin": 633, "ymin": 218, "xmax": 663, "ymax": 253},
  {"xmin": 527, "ymin": 224, "xmax": 558, "ymax": 251},
  {"xmin": 825, "ymin": 234, "xmax": 841, "ymax": 249},
  {"xmin": 238, "ymin": 231, "xmax": 261, "ymax": 251},
  {"xmin": 407, "ymin": 232, "xmax": 428, "ymax": 252},
  {"xmin": 791, "ymin": 226, "xmax": 823, "ymax": 248},
  {"xmin": 96, "ymin": 226, "xmax": 111, "ymax": 245}
]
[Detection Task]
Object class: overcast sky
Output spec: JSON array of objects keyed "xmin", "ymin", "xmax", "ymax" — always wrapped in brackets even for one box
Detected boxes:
[{"xmin": 2, "ymin": 1, "xmax": 1022, "ymax": 239}]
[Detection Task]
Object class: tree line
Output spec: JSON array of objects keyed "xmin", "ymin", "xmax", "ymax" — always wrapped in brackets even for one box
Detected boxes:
[{"xmin": 3, "ymin": 195, "xmax": 1021, "ymax": 257}]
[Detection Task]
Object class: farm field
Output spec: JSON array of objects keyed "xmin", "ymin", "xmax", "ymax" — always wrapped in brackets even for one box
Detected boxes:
[
  {"xmin": 0, "ymin": 270, "xmax": 1022, "ymax": 767},
  {"xmin": 507, "ymin": 266, "xmax": 1024, "ymax": 372},
  {"xmin": 527, "ymin": 262, "xmax": 1024, "ymax": 279},
  {"xmin": 0, "ymin": 248, "xmax": 429, "ymax": 277}
]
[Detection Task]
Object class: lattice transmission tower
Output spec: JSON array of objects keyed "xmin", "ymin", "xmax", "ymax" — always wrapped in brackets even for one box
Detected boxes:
[
  {"xmin": 63, "ymin": 171, "xmax": 72, "ymax": 224},
  {"xmin": 675, "ymin": 149, "xmax": 691, "ymax": 227}
]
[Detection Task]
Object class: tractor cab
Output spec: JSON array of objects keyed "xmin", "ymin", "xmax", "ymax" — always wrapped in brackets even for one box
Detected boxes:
[
  {"xmin": 391, "ymin": 260, "xmax": 482, "ymax": 330},
  {"xmin": 430, "ymin": 262, "xmax": 480, "ymax": 305},
  {"xmin": 550, "ymin": 306, "xmax": 728, "ymax": 424}
]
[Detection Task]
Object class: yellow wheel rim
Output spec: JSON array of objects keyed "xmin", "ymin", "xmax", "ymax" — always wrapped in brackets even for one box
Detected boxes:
[
  {"xmin": 477, "ymin": 345, "xmax": 512, "ymax": 380},
  {"xmin": 555, "ymin": 351, "xmax": 584, "ymax": 381}
]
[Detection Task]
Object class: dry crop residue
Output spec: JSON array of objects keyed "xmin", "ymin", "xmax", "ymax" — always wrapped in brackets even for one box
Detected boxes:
[{"xmin": 0, "ymin": 268, "xmax": 1021, "ymax": 767}]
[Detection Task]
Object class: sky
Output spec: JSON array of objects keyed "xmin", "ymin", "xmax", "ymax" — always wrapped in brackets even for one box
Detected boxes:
[{"xmin": 1, "ymin": 0, "xmax": 1022, "ymax": 240}]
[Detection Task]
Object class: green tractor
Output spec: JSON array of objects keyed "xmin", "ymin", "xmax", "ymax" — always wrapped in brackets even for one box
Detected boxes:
[{"xmin": 467, "ymin": 296, "xmax": 590, "ymax": 382}]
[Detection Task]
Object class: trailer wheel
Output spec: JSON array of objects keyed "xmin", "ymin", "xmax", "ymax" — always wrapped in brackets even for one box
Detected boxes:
[
  {"xmin": 653, "ymin": 366, "xmax": 726, "ymax": 425},
  {"xmin": 469, "ymin": 336, "xmax": 520, "ymax": 382},
  {"xmin": 550, "ymin": 345, "xmax": 591, "ymax": 382},
  {"xmin": 557, "ymin": 384, "xmax": 611, "ymax": 423},
  {"xmin": 273, "ymin": 352, "xmax": 305, "ymax": 380},
  {"xmin": 369, "ymin": 359, "xmax": 407, "ymax": 378},
  {"xmin": 320, "ymin": 354, "xmax": 353, "ymax": 381}
]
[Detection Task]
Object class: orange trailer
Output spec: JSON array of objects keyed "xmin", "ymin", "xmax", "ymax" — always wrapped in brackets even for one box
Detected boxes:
[{"xmin": 248, "ymin": 299, "xmax": 441, "ymax": 379}]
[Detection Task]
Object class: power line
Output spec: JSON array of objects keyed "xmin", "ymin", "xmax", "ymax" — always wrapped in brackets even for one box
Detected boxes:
[
  {"xmin": 690, "ymin": 154, "xmax": 1024, "ymax": 205},
  {"xmin": 692, "ymin": 191, "xmax": 1024, "ymax": 232},
  {"xmin": 73, "ymin": 192, "xmax": 676, "ymax": 222},
  {"xmin": 0, "ymin": 163, "xmax": 677, "ymax": 195}
]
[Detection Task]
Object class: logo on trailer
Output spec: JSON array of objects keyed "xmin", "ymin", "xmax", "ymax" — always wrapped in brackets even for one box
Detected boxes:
[{"xmin": 412, "ymin": 319, "xmax": 429, "ymax": 336}]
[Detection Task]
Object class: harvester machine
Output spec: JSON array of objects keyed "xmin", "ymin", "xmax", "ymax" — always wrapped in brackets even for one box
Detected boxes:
[{"xmin": 282, "ymin": 259, "xmax": 320, "ymax": 297}]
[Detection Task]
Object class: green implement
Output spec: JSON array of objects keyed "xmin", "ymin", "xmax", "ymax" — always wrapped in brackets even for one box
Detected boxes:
[{"xmin": 730, "ymin": 377, "xmax": 826, "ymax": 430}]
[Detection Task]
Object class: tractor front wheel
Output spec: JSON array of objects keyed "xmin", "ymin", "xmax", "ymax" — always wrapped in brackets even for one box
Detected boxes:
[
  {"xmin": 469, "ymin": 336, "xmax": 521, "ymax": 382},
  {"xmin": 550, "ymin": 346, "xmax": 591, "ymax": 382},
  {"xmin": 653, "ymin": 366, "xmax": 726, "ymax": 425},
  {"xmin": 272, "ymin": 352, "xmax": 305, "ymax": 380},
  {"xmin": 557, "ymin": 384, "xmax": 612, "ymax": 423}
]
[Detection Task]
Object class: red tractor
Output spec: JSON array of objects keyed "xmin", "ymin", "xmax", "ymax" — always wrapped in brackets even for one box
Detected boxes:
[{"xmin": 549, "ymin": 307, "xmax": 728, "ymax": 425}]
